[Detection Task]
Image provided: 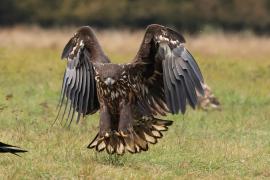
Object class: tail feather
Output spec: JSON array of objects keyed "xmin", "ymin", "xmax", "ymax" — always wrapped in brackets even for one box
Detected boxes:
[
  {"xmin": 88, "ymin": 134, "xmax": 99, "ymax": 149},
  {"xmin": 151, "ymin": 130, "xmax": 163, "ymax": 138},
  {"xmin": 122, "ymin": 132, "xmax": 136, "ymax": 153},
  {"xmin": 153, "ymin": 118, "xmax": 173, "ymax": 126},
  {"xmin": 132, "ymin": 130, "xmax": 148, "ymax": 151},
  {"xmin": 116, "ymin": 138, "xmax": 125, "ymax": 155},
  {"xmin": 152, "ymin": 124, "xmax": 168, "ymax": 131},
  {"xmin": 135, "ymin": 144, "xmax": 141, "ymax": 153},
  {"xmin": 105, "ymin": 139, "xmax": 114, "ymax": 154},
  {"xmin": 105, "ymin": 134, "xmax": 118, "ymax": 154},
  {"xmin": 87, "ymin": 118, "xmax": 173, "ymax": 155},
  {"xmin": 142, "ymin": 132, "xmax": 157, "ymax": 144},
  {"xmin": 95, "ymin": 138, "xmax": 106, "ymax": 152},
  {"xmin": 140, "ymin": 125, "xmax": 158, "ymax": 144}
]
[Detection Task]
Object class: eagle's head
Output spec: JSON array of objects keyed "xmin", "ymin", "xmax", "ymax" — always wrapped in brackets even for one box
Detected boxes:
[{"xmin": 94, "ymin": 63, "xmax": 127, "ymax": 86}]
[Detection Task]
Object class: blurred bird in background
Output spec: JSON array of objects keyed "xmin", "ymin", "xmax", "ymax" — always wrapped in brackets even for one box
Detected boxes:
[
  {"xmin": 0, "ymin": 142, "xmax": 27, "ymax": 156},
  {"xmin": 197, "ymin": 83, "xmax": 221, "ymax": 111}
]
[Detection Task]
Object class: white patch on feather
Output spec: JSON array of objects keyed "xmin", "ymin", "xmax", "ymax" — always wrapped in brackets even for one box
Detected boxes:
[
  {"xmin": 170, "ymin": 39, "xmax": 179, "ymax": 45},
  {"xmin": 79, "ymin": 40, "xmax": 84, "ymax": 47},
  {"xmin": 70, "ymin": 45, "xmax": 77, "ymax": 56},
  {"xmin": 104, "ymin": 77, "xmax": 115, "ymax": 85},
  {"xmin": 157, "ymin": 35, "xmax": 171, "ymax": 43},
  {"xmin": 111, "ymin": 91, "xmax": 115, "ymax": 99},
  {"xmin": 145, "ymin": 87, "xmax": 149, "ymax": 94},
  {"xmin": 142, "ymin": 116, "xmax": 151, "ymax": 120}
]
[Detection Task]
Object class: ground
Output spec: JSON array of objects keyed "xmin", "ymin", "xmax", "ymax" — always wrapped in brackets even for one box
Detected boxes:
[{"xmin": 0, "ymin": 27, "xmax": 270, "ymax": 179}]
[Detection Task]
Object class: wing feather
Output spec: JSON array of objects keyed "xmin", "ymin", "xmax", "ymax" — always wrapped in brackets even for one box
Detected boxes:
[
  {"xmin": 162, "ymin": 60, "xmax": 173, "ymax": 113},
  {"xmin": 77, "ymin": 62, "xmax": 87, "ymax": 123},
  {"xmin": 84, "ymin": 64, "xmax": 90, "ymax": 115}
]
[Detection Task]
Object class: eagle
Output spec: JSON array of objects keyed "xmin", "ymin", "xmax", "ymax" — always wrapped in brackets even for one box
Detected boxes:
[
  {"xmin": 55, "ymin": 24, "xmax": 204, "ymax": 155},
  {"xmin": 0, "ymin": 142, "xmax": 27, "ymax": 156}
]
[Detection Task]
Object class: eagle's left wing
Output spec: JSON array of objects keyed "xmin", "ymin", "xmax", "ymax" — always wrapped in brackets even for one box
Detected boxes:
[{"xmin": 129, "ymin": 24, "xmax": 204, "ymax": 115}]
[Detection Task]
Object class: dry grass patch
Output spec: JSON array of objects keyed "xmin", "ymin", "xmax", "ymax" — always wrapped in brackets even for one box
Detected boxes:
[{"xmin": 0, "ymin": 27, "xmax": 270, "ymax": 179}]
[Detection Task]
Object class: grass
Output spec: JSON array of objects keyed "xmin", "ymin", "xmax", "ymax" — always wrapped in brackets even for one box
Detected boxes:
[{"xmin": 0, "ymin": 27, "xmax": 270, "ymax": 179}]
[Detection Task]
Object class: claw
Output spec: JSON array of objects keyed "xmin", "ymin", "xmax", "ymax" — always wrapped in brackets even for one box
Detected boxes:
[
  {"xmin": 105, "ymin": 132, "xmax": 110, "ymax": 138},
  {"xmin": 120, "ymin": 131, "xmax": 128, "ymax": 137}
]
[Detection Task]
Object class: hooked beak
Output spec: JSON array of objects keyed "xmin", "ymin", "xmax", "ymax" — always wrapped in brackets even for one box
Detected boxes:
[{"xmin": 104, "ymin": 77, "xmax": 115, "ymax": 85}]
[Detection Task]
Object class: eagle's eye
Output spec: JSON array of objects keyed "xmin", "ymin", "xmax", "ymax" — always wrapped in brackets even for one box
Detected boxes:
[{"xmin": 104, "ymin": 77, "xmax": 116, "ymax": 85}]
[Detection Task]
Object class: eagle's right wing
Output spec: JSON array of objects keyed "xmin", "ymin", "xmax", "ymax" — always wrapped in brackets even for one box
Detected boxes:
[{"xmin": 56, "ymin": 26, "xmax": 110, "ymax": 126}]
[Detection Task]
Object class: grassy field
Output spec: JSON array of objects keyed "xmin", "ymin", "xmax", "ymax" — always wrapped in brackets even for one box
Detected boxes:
[{"xmin": 0, "ymin": 27, "xmax": 270, "ymax": 179}]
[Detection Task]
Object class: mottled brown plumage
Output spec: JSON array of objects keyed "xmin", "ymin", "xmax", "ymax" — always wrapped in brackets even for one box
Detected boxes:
[{"xmin": 56, "ymin": 24, "xmax": 205, "ymax": 155}]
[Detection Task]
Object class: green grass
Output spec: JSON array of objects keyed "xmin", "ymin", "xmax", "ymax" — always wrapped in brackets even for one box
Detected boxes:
[{"xmin": 1, "ymin": 39, "xmax": 270, "ymax": 179}]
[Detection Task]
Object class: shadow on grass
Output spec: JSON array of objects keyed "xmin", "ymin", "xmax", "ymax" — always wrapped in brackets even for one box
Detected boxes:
[{"xmin": 93, "ymin": 152, "xmax": 128, "ymax": 166}]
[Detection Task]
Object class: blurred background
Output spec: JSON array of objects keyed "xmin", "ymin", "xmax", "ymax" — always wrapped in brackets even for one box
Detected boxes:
[
  {"xmin": 1, "ymin": 0, "xmax": 270, "ymax": 34},
  {"xmin": 1, "ymin": 0, "xmax": 270, "ymax": 179}
]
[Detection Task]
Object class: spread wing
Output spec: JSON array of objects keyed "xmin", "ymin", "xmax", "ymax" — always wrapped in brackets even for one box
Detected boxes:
[
  {"xmin": 0, "ymin": 142, "xmax": 27, "ymax": 156},
  {"xmin": 129, "ymin": 24, "xmax": 204, "ymax": 115},
  {"xmin": 56, "ymin": 26, "xmax": 110, "ymax": 126}
]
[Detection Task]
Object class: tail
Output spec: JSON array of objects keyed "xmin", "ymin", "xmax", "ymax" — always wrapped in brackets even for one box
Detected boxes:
[
  {"xmin": 87, "ymin": 118, "xmax": 173, "ymax": 155},
  {"xmin": 0, "ymin": 142, "xmax": 27, "ymax": 156}
]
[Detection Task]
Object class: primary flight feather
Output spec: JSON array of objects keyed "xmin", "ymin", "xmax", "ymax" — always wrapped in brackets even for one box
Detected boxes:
[{"xmin": 55, "ymin": 24, "xmax": 204, "ymax": 155}]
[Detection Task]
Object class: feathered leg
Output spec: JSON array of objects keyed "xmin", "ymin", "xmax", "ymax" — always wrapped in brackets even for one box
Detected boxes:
[
  {"xmin": 118, "ymin": 102, "xmax": 173, "ymax": 154},
  {"xmin": 88, "ymin": 103, "xmax": 173, "ymax": 155},
  {"xmin": 99, "ymin": 105, "xmax": 112, "ymax": 137},
  {"xmin": 88, "ymin": 105, "xmax": 112, "ymax": 152},
  {"xmin": 118, "ymin": 102, "xmax": 133, "ymax": 136}
]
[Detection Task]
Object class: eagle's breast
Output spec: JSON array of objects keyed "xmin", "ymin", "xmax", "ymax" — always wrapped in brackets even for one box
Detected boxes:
[{"xmin": 94, "ymin": 66, "xmax": 132, "ymax": 113}]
